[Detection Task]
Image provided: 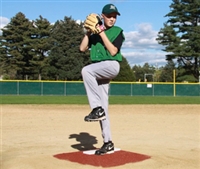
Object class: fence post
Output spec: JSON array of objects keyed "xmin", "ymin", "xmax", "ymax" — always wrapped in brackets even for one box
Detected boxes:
[
  {"xmin": 131, "ymin": 83, "xmax": 132, "ymax": 96},
  {"xmin": 41, "ymin": 81, "xmax": 43, "ymax": 96},
  {"xmin": 64, "ymin": 82, "xmax": 66, "ymax": 96},
  {"xmin": 17, "ymin": 81, "xmax": 19, "ymax": 95},
  {"xmin": 173, "ymin": 69, "xmax": 176, "ymax": 97}
]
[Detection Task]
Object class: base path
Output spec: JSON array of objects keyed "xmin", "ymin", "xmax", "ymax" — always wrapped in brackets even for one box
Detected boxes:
[{"xmin": 1, "ymin": 104, "xmax": 200, "ymax": 169}]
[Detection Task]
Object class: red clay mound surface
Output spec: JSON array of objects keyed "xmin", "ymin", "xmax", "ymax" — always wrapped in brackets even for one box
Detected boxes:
[{"xmin": 54, "ymin": 150, "xmax": 151, "ymax": 168}]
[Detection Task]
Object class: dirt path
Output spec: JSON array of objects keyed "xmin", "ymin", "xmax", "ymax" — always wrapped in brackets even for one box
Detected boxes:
[{"xmin": 1, "ymin": 105, "xmax": 200, "ymax": 169}]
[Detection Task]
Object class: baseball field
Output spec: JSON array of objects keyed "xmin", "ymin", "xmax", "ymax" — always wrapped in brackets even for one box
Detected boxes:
[{"xmin": 1, "ymin": 96, "xmax": 200, "ymax": 169}]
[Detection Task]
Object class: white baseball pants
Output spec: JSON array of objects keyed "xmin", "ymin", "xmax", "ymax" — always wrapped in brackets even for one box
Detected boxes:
[{"xmin": 81, "ymin": 60, "xmax": 120, "ymax": 143}]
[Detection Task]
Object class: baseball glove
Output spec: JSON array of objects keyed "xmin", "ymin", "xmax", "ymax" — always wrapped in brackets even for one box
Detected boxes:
[{"xmin": 84, "ymin": 13, "xmax": 104, "ymax": 34}]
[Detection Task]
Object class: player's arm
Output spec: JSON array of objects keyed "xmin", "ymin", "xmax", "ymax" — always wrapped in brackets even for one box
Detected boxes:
[
  {"xmin": 99, "ymin": 31, "xmax": 124, "ymax": 56},
  {"xmin": 98, "ymin": 31, "xmax": 117, "ymax": 56},
  {"xmin": 79, "ymin": 32, "xmax": 92, "ymax": 52}
]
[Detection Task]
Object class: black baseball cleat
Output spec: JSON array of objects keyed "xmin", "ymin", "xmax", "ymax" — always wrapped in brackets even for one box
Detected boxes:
[
  {"xmin": 95, "ymin": 141, "xmax": 114, "ymax": 155},
  {"xmin": 84, "ymin": 107, "xmax": 106, "ymax": 122}
]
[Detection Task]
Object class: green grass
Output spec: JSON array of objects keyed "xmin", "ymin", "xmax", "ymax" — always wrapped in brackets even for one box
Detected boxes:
[{"xmin": 0, "ymin": 95, "xmax": 200, "ymax": 104}]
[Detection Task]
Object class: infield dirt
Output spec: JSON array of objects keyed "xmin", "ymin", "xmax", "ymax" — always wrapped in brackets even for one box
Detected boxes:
[{"xmin": 1, "ymin": 104, "xmax": 200, "ymax": 169}]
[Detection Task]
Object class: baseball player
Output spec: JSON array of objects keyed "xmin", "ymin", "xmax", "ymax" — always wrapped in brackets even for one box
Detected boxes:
[{"xmin": 80, "ymin": 4, "xmax": 125, "ymax": 155}]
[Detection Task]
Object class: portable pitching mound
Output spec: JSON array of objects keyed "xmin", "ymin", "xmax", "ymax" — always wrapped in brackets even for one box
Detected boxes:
[{"xmin": 54, "ymin": 148, "xmax": 151, "ymax": 167}]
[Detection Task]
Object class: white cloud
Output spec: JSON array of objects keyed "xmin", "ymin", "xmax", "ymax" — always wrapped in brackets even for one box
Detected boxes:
[
  {"xmin": 122, "ymin": 49, "xmax": 167, "ymax": 67},
  {"xmin": 0, "ymin": 16, "xmax": 10, "ymax": 29},
  {"xmin": 0, "ymin": 16, "xmax": 10, "ymax": 35},
  {"xmin": 123, "ymin": 23, "xmax": 160, "ymax": 49},
  {"xmin": 122, "ymin": 23, "xmax": 168, "ymax": 67},
  {"xmin": 76, "ymin": 19, "xmax": 82, "ymax": 25}
]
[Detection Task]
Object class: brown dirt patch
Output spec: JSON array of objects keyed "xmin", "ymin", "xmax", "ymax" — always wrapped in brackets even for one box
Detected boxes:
[{"xmin": 1, "ymin": 105, "xmax": 200, "ymax": 169}]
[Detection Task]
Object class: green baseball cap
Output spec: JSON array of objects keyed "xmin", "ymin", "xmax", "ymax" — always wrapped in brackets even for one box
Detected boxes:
[{"xmin": 102, "ymin": 4, "xmax": 120, "ymax": 16}]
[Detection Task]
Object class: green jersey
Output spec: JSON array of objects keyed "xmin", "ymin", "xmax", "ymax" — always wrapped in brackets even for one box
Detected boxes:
[{"xmin": 89, "ymin": 26, "xmax": 124, "ymax": 62}]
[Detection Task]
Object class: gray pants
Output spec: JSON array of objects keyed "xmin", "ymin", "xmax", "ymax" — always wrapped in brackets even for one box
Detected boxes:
[{"xmin": 81, "ymin": 60, "xmax": 120, "ymax": 143}]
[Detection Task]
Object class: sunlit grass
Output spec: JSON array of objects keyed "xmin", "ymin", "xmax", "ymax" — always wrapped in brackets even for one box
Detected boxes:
[{"xmin": 0, "ymin": 95, "xmax": 200, "ymax": 104}]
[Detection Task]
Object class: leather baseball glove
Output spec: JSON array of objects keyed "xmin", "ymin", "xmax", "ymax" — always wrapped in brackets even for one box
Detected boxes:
[{"xmin": 84, "ymin": 13, "xmax": 104, "ymax": 34}]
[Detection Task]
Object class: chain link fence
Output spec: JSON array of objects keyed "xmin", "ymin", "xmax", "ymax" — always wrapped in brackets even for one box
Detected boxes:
[{"xmin": 0, "ymin": 80, "xmax": 200, "ymax": 96}]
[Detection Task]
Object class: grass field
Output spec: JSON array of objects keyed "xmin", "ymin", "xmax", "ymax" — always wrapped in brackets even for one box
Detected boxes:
[{"xmin": 0, "ymin": 95, "xmax": 200, "ymax": 104}]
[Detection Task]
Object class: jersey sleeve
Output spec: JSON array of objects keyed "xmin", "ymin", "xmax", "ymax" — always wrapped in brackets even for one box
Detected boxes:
[{"xmin": 112, "ymin": 31, "xmax": 124, "ymax": 51}]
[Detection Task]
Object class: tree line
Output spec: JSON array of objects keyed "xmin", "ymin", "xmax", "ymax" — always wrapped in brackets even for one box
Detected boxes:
[
  {"xmin": 157, "ymin": 0, "xmax": 200, "ymax": 82},
  {"xmin": 0, "ymin": 0, "xmax": 200, "ymax": 82}
]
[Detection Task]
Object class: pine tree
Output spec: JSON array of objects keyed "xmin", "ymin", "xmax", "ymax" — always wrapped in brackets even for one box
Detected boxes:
[
  {"xmin": 157, "ymin": 0, "xmax": 200, "ymax": 81},
  {"xmin": 132, "ymin": 65, "xmax": 144, "ymax": 82},
  {"xmin": 114, "ymin": 56, "xmax": 135, "ymax": 81},
  {"xmin": 30, "ymin": 15, "xmax": 53, "ymax": 80},
  {"xmin": 132, "ymin": 63, "xmax": 155, "ymax": 82},
  {"xmin": 0, "ymin": 13, "xmax": 54, "ymax": 80},
  {"xmin": 47, "ymin": 16, "xmax": 90, "ymax": 80},
  {"xmin": 159, "ymin": 60, "xmax": 176, "ymax": 82},
  {"xmin": 0, "ymin": 12, "xmax": 34, "ymax": 79}
]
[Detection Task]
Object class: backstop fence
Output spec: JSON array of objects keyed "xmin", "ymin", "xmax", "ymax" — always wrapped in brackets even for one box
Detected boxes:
[{"xmin": 0, "ymin": 80, "xmax": 200, "ymax": 96}]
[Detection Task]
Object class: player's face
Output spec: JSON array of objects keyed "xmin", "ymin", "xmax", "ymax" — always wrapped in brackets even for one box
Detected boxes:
[{"xmin": 102, "ymin": 13, "xmax": 117, "ymax": 28}]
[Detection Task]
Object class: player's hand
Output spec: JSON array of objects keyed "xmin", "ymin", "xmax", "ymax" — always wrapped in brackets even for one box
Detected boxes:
[{"xmin": 84, "ymin": 13, "xmax": 104, "ymax": 34}]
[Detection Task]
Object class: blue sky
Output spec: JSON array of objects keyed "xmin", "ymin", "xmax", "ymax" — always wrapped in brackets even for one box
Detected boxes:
[{"xmin": 0, "ymin": 0, "xmax": 172, "ymax": 67}]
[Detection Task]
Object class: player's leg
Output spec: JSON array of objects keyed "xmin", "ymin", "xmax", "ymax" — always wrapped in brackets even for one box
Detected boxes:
[
  {"xmin": 82, "ymin": 60, "xmax": 119, "ymax": 122},
  {"xmin": 94, "ymin": 80, "xmax": 115, "ymax": 155},
  {"xmin": 97, "ymin": 79, "xmax": 111, "ymax": 142}
]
